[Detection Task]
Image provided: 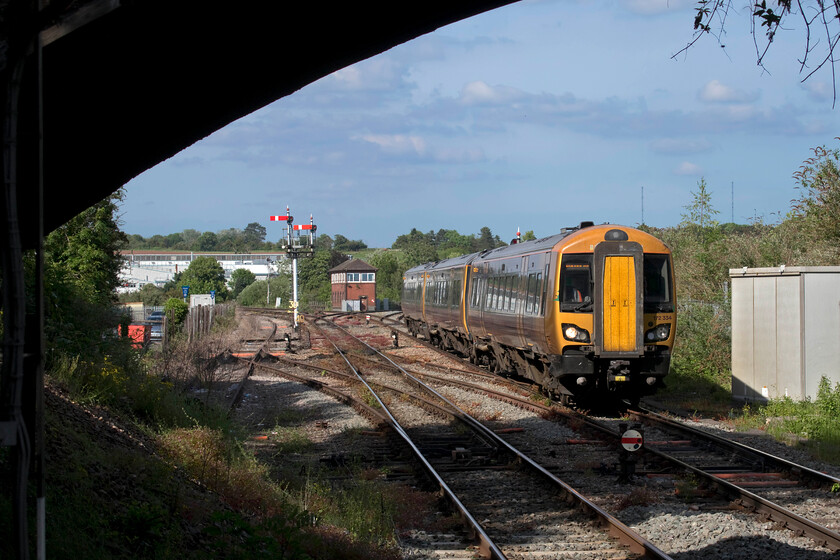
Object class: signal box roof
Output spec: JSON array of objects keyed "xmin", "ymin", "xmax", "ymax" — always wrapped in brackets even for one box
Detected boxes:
[{"xmin": 328, "ymin": 259, "xmax": 378, "ymax": 273}]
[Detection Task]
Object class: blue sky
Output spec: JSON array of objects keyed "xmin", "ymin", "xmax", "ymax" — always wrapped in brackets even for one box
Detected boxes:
[{"xmin": 121, "ymin": 0, "xmax": 840, "ymax": 248}]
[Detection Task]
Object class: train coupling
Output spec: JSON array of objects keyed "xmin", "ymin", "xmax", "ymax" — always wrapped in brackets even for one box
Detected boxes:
[{"xmin": 607, "ymin": 360, "xmax": 631, "ymax": 383}]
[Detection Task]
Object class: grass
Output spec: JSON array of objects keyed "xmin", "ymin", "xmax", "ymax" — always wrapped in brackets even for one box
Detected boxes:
[
  {"xmin": 727, "ymin": 377, "xmax": 840, "ymax": 465},
  {"xmin": 1, "ymin": 317, "xmax": 445, "ymax": 559}
]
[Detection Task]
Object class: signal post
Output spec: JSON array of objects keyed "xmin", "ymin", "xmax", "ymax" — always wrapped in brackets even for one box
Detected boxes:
[{"xmin": 270, "ymin": 207, "xmax": 316, "ymax": 329}]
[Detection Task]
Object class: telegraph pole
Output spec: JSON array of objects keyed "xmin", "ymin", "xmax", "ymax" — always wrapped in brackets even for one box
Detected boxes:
[{"xmin": 269, "ymin": 207, "xmax": 316, "ymax": 329}]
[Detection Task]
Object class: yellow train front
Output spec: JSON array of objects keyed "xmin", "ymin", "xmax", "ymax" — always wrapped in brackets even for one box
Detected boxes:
[{"xmin": 402, "ymin": 222, "xmax": 675, "ymax": 406}]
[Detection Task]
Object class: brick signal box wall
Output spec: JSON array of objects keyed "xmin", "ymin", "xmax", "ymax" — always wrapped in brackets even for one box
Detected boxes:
[{"xmin": 329, "ymin": 260, "xmax": 377, "ymax": 312}]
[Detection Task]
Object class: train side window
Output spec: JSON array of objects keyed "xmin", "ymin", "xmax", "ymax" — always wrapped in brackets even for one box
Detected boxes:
[
  {"xmin": 471, "ymin": 277, "xmax": 480, "ymax": 308},
  {"xmin": 525, "ymin": 273, "xmax": 535, "ymax": 314},
  {"xmin": 534, "ymin": 273, "xmax": 542, "ymax": 313},
  {"xmin": 452, "ymin": 279, "xmax": 461, "ymax": 308},
  {"xmin": 508, "ymin": 276, "xmax": 516, "ymax": 311}
]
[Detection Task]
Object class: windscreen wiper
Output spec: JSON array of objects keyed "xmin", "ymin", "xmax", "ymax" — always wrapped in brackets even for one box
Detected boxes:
[{"xmin": 573, "ymin": 296, "xmax": 592, "ymax": 311}]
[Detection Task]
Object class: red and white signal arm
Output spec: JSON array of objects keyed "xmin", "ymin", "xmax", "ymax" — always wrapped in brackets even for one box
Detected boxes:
[
  {"xmin": 293, "ymin": 224, "xmax": 313, "ymax": 230},
  {"xmin": 269, "ymin": 215, "xmax": 287, "ymax": 221},
  {"xmin": 621, "ymin": 429, "xmax": 643, "ymax": 452}
]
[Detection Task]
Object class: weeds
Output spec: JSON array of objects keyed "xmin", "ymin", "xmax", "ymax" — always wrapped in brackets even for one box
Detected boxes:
[
  {"xmin": 754, "ymin": 377, "xmax": 840, "ymax": 464},
  {"xmin": 616, "ymin": 487, "xmax": 659, "ymax": 510},
  {"xmin": 272, "ymin": 427, "xmax": 314, "ymax": 455}
]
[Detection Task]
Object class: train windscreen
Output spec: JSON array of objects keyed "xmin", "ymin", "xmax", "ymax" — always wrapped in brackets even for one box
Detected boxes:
[
  {"xmin": 643, "ymin": 254, "xmax": 673, "ymax": 312},
  {"xmin": 559, "ymin": 254, "xmax": 593, "ymax": 311}
]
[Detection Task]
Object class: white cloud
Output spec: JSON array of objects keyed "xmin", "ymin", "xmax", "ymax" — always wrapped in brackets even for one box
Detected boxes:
[
  {"xmin": 698, "ymin": 80, "xmax": 759, "ymax": 103},
  {"xmin": 675, "ymin": 161, "xmax": 703, "ymax": 175},
  {"xmin": 802, "ymin": 80, "xmax": 833, "ymax": 102},
  {"xmin": 353, "ymin": 133, "xmax": 485, "ymax": 164},
  {"xmin": 459, "ymin": 81, "xmax": 524, "ymax": 105},
  {"xmin": 355, "ymin": 134, "xmax": 428, "ymax": 156}
]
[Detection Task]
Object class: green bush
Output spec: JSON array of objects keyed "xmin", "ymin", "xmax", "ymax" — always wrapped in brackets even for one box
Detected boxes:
[{"xmin": 164, "ymin": 298, "xmax": 189, "ymax": 325}]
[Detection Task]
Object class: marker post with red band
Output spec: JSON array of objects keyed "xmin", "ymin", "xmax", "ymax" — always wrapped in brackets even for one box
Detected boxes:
[{"xmin": 618, "ymin": 424, "xmax": 644, "ymax": 484}]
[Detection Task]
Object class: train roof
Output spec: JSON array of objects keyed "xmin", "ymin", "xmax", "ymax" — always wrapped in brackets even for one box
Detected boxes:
[
  {"xmin": 402, "ymin": 223, "xmax": 665, "ymax": 277},
  {"xmin": 403, "ymin": 251, "xmax": 480, "ymax": 277}
]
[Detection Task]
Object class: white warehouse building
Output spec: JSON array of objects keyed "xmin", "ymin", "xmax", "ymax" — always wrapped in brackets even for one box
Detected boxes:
[{"xmin": 118, "ymin": 251, "xmax": 289, "ymax": 293}]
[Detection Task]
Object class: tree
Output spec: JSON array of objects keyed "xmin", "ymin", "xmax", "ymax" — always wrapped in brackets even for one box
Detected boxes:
[
  {"xmin": 392, "ymin": 228, "xmax": 438, "ymax": 265},
  {"xmin": 684, "ymin": 0, "xmax": 840, "ymax": 103},
  {"xmin": 522, "ymin": 230, "xmax": 537, "ymax": 242},
  {"xmin": 298, "ymin": 249, "xmax": 347, "ymax": 308},
  {"xmin": 243, "ymin": 222, "xmax": 267, "ymax": 247},
  {"xmin": 118, "ymin": 283, "xmax": 168, "ymax": 306},
  {"xmin": 333, "ymin": 234, "xmax": 367, "ymax": 252},
  {"xmin": 681, "ymin": 178, "xmax": 719, "ymax": 230},
  {"xmin": 369, "ymin": 250, "xmax": 411, "ymax": 303},
  {"xmin": 193, "ymin": 231, "xmax": 218, "ymax": 251},
  {"xmin": 43, "ymin": 190, "xmax": 128, "ymax": 353},
  {"xmin": 178, "ymin": 256, "xmax": 229, "ymax": 300},
  {"xmin": 315, "ymin": 234, "xmax": 334, "ymax": 252},
  {"xmin": 237, "ymin": 276, "xmax": 292, "ymax": 307},
  {"xmin": 45, "ymin": 190, "xmax": 128, "ymax": 308},
  {"xmin": 792, "ymin": 143, "xmax": 840, "ymax": 243},
  {"xmin": 229, "ymin": 268, "xmax": 257, "ymax": 299}
]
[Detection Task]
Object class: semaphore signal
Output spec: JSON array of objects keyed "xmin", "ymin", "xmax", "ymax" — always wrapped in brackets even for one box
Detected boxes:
[{"xmin": 269, "ymin": 206, "xmax": 316, "ymax": 328}]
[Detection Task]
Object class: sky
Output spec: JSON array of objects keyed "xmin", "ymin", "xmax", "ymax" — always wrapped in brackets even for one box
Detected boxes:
[{"xmin": 121, "ymin": 0, "xmax": 840, "ymax": 248}]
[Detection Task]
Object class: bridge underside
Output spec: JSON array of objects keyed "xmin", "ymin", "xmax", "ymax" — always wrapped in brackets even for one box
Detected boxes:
[
  {"xmin": 2, "ymin": 2, "xmax": 518, "ymax": 557},
  {"xmin": 16, "ymin": 0, "xmax": 517, "ymax": 246}
]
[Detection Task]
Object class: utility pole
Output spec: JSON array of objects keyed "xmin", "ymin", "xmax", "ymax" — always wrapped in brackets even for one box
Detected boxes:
[
  {"xmin": 731, "ymin": 181, "xmax": 734, "ymax": 224},
  {"xmin": 270, "ymin": 207, "xmax": 316, "ymax": 329},
  {"xmin": 641, "ymin": 186, "xmax": 644, "ymax": 225}
]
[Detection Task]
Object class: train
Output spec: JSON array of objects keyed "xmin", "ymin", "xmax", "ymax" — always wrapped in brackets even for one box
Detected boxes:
[{"xmin": 401, "ymin": 222, "xmax": 675, "ymax": 406}]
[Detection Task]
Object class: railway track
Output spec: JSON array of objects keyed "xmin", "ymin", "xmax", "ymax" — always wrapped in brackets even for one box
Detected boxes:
[
  {"xmin": 305, "ymin": 316, "xmax": 671, "ymax": 560},
  {"xmin": 228, "ymin": 310, "xmax": 840, "ymax": 557},
  {"xmin": 622, "ymin": 407, "xmax": 840, "ymax": 551},
  {"xmin": 371, "ymin": 310, "xmax": 840, "ymax": 550}
]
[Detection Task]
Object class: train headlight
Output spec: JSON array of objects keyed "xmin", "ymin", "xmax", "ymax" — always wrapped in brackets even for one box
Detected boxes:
[
  {"xmin": 645, "ymin": 324, "xmax": 671, "ymax": 342},
  {"xmin": 562, "ymin": 324, "xmax": 590, "ymax": 343}
]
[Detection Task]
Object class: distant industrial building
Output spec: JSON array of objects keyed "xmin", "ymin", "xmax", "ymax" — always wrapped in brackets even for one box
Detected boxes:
[
  {"xmin": 329, "ymin": 259, "xmax": 377, "ymax": 312},
  {"xmin": 731, "ymin": 266, "xmax": 840, "ymax": 402},
  {"xmin": 118, "ymin": 251, "xmax": 288, "ymax": 293}
]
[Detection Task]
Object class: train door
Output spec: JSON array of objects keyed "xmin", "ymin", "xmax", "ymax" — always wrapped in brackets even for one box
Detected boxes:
[
  {"xmin": 461, "ymin": 264, "xmax": 471, "ymax": 336},
  {"xmin": 602, "ymin": 256, "xmax": 636, "ymax": 351},
  {"xmin": 515, "ymin": 255, "xmax": 529, "ymax": 348},
  {"xmin": 593, "ymin": 241, "xmax": 644, "ymax": 357}
]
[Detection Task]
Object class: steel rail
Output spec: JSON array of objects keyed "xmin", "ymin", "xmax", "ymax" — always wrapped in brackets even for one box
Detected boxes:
[
  {"xmin": 247, "ymin": 360, "xmax": 390, "ymax": 429},
  {"xmin": 314, "ymin": 319, "xmax": 507, "ymax": 560},
  {"xmin": 632, "ymin": 406, "xmax": 840, "ymax": 486},
  {"xmin": 323, "ymin": 318, "xmax": 673, "ymax": 560},
  {"xmin": 345, "ymin": 352, "xmax": 548, "ymax": 414},
  {"xmin": 227, "ymin": 320, "xmax": 278, "ymax": 412},
  {"xmin": 642, "ymin": 442, "xmax": 840, "ymax": 551},
  {"xmin": 566, "ymin": 406, "xmax": 840, "ymax": 551}
]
